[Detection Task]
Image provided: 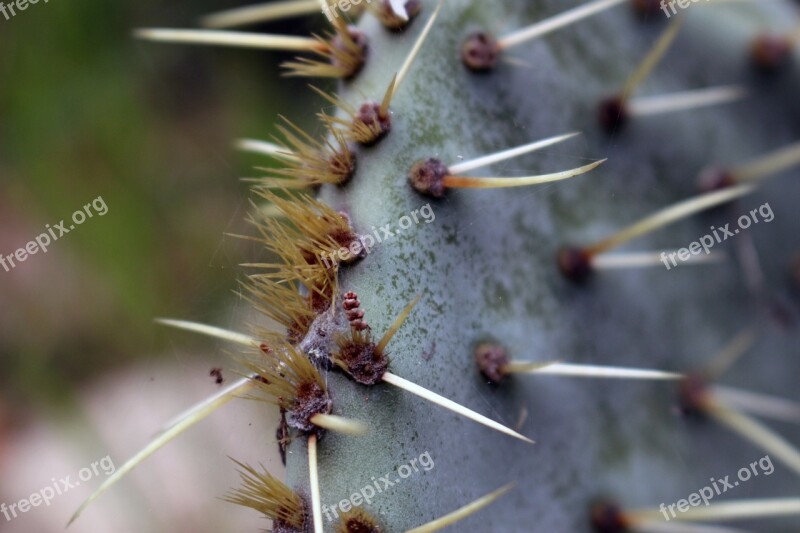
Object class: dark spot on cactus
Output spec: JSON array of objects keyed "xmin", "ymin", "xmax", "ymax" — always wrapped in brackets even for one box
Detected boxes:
[
  {"xmin": 678, "ymin": 375, "xmax": 710, "ymax": 417},
  {"xmin": 461, "ymin": 32, "xmax": 501, "ymax": 72},
  {"xmin": 409, "ymin": 158, "xmax": 450, "ymax": 198},
  {"xmin": 598, "ymin": 95, "xmax": 628, "ymax": 133},
  {"xmin": 476, "ymin": 342, "xmax": 510, "ymax": 384},
  {"xmin": 630, "ymin": 0, "xmax": 662, "ymax": 17},
  {"xmin": 277, "ymin": 409, "xmax": 290, "ymax": 466},
  {"xmin": 590, "ymin": 501, "xmax": 629, "ymax": 533},
  {"xmin": 354, "ymin": 101, "xmax": 392, "ymax": 145},
  {"xmin": 765, "ymin": 295, "xmax": 797, "ymax": 331},
  {"xmin": 332, "ymin": 27, "xmax": 370, "ymax": 80},
  {"xmin": 696, "ymin": 166, "xmax": 735, "ymax": 193},
  {"xmin": 422, "ymin": 340, "xmax": 436, "ymax": 361},
  {"xmin": 337, "ymin": 508, "xmax": 384, "ymax": 533},
  {"xmin": 557, "ymin": 247, "xmax": 593, "ymax": 283},
  {"xmin": 286, "ymin": 381, "xmax": 332, "ymax": 434},
  {"xmin": 209, "ymin": 367, "xmax": 224, "ymax": 385},
  {"xmin": 751, "ymin": 35, "xmax": 792, "ymax": 73},
  {"xmin": 790, "ymin": 253, "xmax": 800, "ymax": 293},
  {"xmin": 335, "ymin": 330, "xmax": 389, "ymax": 385},
  {"xmin": 375, "ymin": 0, "xmax": 422, "ymax": 31}
]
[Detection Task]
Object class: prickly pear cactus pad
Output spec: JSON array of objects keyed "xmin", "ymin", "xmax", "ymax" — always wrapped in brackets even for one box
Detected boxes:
[{"xmin": 67, "ymin": 0, "xmax": 800, "ymax": 532}]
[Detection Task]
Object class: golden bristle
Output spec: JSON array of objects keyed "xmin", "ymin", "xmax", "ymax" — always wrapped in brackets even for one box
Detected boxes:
[
  {"xmin": 376, "ymin": 296, "xmax": 420, "ymax": 354},
  {"xmin": 246, "ymin": 262, "xmax": 335, "ymax": 314},
  {"xmin": 240, "ymin": 203, "xmax": 342, "ymax": 341},
  {"xmin": 311, "ymin": 88, "xmax": 359, "ymax": 132},
  {"xmin": 253, "ymin": 188, "xmax": 359, "ymax": 262},
  {"xmin": 225, "ymin": 459, "xmax": 307, "ymax": 529},
  {"xmin": 282, "ymin": 18, "xmax": 368, "ymax": 79},
  {"xmin": 322, "ymin": 107, "xmax": 389, "ymax": 146},
  {"xmin": 335, "ymin": 326, "xmax": 374, "ymax": 351},
  {"xmin": 255, "ymin": 116, "xmax": 356, "ymax": 188},
  {"xmin": 247, "ymin": 206, "xmax": 338, "ymax": 290},
  {"xmin": 245, "ymin": 342, "xmax": 328, "ymax": 409},
  {"xmin": 242, "ymin": 277, "xmax": 317, "ymax": 342},
  {"xmin": 243, "ymin": 200, "xmax": 342, "ymax": 312},
  {"xmin": 312, "ymin": 86, "xmax": 391, "ymax": 145}
]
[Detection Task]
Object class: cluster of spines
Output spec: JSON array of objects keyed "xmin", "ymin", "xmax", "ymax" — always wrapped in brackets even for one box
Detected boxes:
[
  {"xmin": 225, "ymin": 460, "xmax": 310, "ymax": 533},
  {"xmin": 242, "ymin": 186, "xmax": 368, "ymax": 342},
  {"xmin": 243, "ymin": 220, "xmax": 327, "ymax": 341},
  {"xmin": 282, "ymin": 18, "xmax": 369, "ymax": 79},
  {"xmin": 243, "ymin": 341, "xmax": 332, "ymax": 434},
  {"xmin": 252, "ymin": 116, "xmax": 357, "ymax": 189}
]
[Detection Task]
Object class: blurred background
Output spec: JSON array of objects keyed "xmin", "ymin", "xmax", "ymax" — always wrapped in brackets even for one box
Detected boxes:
[{"xmin": 0, "ymin": 1, "xmax": 330, "ymax": 530}]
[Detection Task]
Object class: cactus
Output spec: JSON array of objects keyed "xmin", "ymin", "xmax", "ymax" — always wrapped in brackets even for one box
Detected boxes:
[{"xmin": 71, "ymin": 0, "xmax": 800, "ymax": 531}]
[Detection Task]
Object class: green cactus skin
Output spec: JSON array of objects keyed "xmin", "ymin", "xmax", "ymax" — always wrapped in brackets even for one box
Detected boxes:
[{"xmin": 278, "ymin": 1, "xmax": 800, "ymax": 531}]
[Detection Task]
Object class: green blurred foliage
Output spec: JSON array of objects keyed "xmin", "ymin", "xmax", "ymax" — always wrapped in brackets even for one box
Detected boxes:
[{"xmin": 0, "ymin": 0, "xmax": 326, "ymax": 407}]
